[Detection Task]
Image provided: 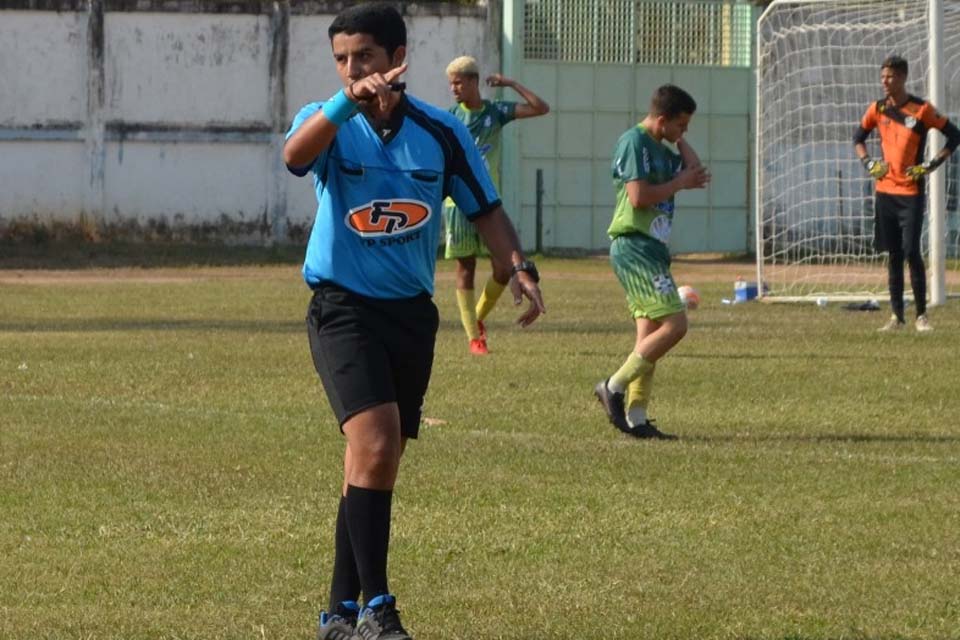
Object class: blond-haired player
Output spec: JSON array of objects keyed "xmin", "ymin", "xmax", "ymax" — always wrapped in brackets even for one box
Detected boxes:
[{"xmin": 444, "ymin": 55, "xmax": 550, "ymax": 355}]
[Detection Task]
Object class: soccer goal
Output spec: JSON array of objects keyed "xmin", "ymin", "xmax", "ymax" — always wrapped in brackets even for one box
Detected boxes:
[{"xmin": 755, "ymin": 0, "xmax": 960, "ymax": 302}]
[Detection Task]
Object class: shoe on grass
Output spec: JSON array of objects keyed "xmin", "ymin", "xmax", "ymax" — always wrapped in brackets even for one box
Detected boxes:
[
  {"xmin": 594, "ymin": 379, "xmax": 631, "ymax": 434},
  {"xmin": 628, "ymin": 419, "xmax": 678, "ymax": 441},
  {"xmin": 318, "ymin": 600, "xmax": 359, "ymax": 640},
  {"xmin": 356, "ymin": 594, "xmax": 412, "ymax": 640},
  {"xmin": 915, "ymin": 314, "xmax": 933, "ymax": 332},
  {"xmin": 469, "ymin": 337, "xmax": 489, "ymax": 355},
  {"xmin": 877, "ymin": 315, "xmax": 905, "ymax": 332}
]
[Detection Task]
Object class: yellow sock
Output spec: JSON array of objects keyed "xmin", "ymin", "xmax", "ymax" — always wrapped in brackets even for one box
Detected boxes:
[
  {"xmin": 476, "ymin": 278, "xmax": 507, "ymax": 322},
  {"xmin": 608, "ymin": 352, "xmax": 654, "ymax": 392},
  {"xmin": 456, "ymin": 289, "xmax": 480, "ymax": 340},
  {"xmin": 626, "ymin": 364, "xmax": 655, "ymax": 425}
]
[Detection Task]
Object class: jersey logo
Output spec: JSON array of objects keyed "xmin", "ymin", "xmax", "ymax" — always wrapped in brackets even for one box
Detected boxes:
[
  {"xmin": 651, "ymin": 272, "xmax": 676, "ymax": 295},
  {"xmin": 905, "ymin": 116, "xmax": 917, "ymax": 129},
  {"xmin": 346, "ymin": 199, "xmax": 432, "ymax": 237},
  {"xmin": 649, "ymin": 214, "xmax": 672, "ymax": 243}
]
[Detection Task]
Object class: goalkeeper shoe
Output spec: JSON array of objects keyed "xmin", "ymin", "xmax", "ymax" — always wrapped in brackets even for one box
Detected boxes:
[
  {"xmin": 355, "ymin": 594, "xmax": 412, "ymax": 640},
  {"xmin": 877, "ymin": 315, "xmax": 906, "ymax": 332},
  {"xmin": 915, "ymin": 314, "xmax": 933, "ymax": 333},
  {"xmin": 318, "ymin": 600, "xmax": 360, "ymax": 640},
  {"xmin": 594, "ymin": 379, "xmax": 631, "ymax": 434},
  {"xmin": 628, "ymin": 419, "xmax": 678, "ymax": 441}
]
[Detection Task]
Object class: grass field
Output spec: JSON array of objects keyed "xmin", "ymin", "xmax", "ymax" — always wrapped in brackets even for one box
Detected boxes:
[{"xmin": 3, "ymin": 256, "xmax": 960, "ymax": 640}]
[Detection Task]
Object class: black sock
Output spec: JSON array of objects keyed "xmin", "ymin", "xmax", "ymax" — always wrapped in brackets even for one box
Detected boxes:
[
  {"xmin": 907, "ymin": 252, "xmax": 927, "ymax": 316},
  {"xmin": 888, "ymin": 250, "xmax": 905, "ymax": 322},
  {"xmin": 345, "ymin": 485, "xmax": 393, "ymax": 602},
  {"xmin": 329, "ymin": 496, "xmax": 361, "ymax": 609}
]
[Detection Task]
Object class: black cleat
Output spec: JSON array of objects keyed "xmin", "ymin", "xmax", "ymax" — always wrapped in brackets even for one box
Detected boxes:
[
  {"xmin": 355, "ymin": 594, "xmax": 412, "ymax": 640},
  {"xmin": 628, "ymin": 419, "xmax": 678, "ymax": 440},
  {"xmin": 594, "ymin": 379, "xmax": 631, "ymax": 433},
  {"xmin": 318, "ymin": 600, "xmax": 360, "ymax": 640}
]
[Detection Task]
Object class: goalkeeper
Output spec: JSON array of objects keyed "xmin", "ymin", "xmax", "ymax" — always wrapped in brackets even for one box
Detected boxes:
[{"xmin": 854, "ymin": 55, "xmax": 960, "ymax": 332}]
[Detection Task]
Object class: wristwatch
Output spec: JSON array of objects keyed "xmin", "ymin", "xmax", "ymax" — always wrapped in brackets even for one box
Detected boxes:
[{"xmin": 511, "ymin": 260, "xmax": 540, "ymax": 283}]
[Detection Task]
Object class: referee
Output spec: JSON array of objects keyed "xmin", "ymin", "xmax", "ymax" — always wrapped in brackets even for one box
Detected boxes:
[
  {"xmin": 854, "ymin": 55, "xmax": 960, "ymax": 332},
  {"xmin": 283, "ymin": 4, "xmax": 546, "ymax": 640}
]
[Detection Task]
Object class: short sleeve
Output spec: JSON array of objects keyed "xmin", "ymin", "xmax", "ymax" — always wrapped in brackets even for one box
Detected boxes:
[
  {"xmin": 860, "ymin": 103, "xmax": 878, "ymax": 131},
  {"xmin": 285, "ymin": 102, "xmax": 327, "ymax": 177},
  {"xmin": 445, "ymin": 119, "xmax": 500, "ymax": 219},
  {"xmin": 494, "ymin": 101, "xmax": 518, "ymax": 126},
  {"xmin": 920, "ymin": 102, "xmax": 949, "ymax": 130},
  {"xmin": 612, "ymin": 133, "xmax": 645, "ymax": 183}
]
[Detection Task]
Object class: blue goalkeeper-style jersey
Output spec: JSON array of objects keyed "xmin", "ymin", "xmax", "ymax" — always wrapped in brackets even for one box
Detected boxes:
[{"xmin": 286, "ymin": 93, "xmax": 501, "ymax": 299}]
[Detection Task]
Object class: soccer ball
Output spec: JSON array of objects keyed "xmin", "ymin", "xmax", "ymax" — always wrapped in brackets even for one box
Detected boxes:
[{"xmin": 678, "ymin": 285, "xmax": 700, "ymax": 310}]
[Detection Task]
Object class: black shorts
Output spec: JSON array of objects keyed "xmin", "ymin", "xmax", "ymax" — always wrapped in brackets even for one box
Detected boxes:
[
  {"xmin": 874, "ymin": 192, "xmax": 924, "ymax": 254},
  {"xmin": 306, "ymin": 283, "xmax": 439, "ymax": 439}
]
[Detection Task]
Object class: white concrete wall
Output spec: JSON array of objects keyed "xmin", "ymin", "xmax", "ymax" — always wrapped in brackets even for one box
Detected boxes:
[
  {"xmin": 106, "ymin": 14, "xmax": 273, "ymax": 124},
  {"xmin": 0, "ymin": 4, "xmax": 497, "ymax": 242},
  {"xmin": 0, "ymin": 11, "xmax": 87, "ymax": 126}
]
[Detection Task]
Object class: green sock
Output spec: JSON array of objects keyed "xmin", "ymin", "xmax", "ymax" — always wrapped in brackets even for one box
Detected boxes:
[{"xmin": 608, "ymin": 352, "xmax": 653, "ymax": 393}]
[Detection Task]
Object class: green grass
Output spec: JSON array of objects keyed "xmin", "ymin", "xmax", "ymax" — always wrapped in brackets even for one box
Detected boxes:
[{"xmin": 2, "ymin": 258, "xmax": 960, "ymax": 640}]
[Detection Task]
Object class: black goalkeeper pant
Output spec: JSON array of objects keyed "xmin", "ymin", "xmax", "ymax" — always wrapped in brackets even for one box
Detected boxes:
[{"xmin": 874, "ymin": 192, "xmax": 926, "ymax": 320}]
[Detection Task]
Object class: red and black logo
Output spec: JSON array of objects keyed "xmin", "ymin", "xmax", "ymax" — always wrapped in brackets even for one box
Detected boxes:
[{"xmin": 345, "ymin": 199, "xmax": 432, "ymax": 237}]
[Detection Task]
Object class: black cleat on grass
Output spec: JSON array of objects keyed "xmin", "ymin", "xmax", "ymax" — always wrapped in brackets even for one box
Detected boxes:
[
  {"xmin": 594, "ymin": 379, "xmax": 632, "ymax": 433},
  {"xmin": 355, "ymin": 594, "xmax": 412, "ymax": 640},
  {"xmin": 628, "ymin": 419, "xmax": 678, "ymax": 440}
]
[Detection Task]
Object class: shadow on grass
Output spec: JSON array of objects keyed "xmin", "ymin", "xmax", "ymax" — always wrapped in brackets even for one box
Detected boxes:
[
  {"xmin": 0, "ymin": 318, "xmax": 305, "ymax": 333},
  {"xmin": 0, "ymin": 241, "xmax": 303, "ymax": 269},
  {"xmin": 741, "ymin": 637, "xmax": 911, "ymax": 640},
  {"xmin": 682, "ymin": 433, "xmax": 960, "ymax": 445},
  {"xmin": 673, "ymin": 351, "xmax": 875, "ymax": 361}
]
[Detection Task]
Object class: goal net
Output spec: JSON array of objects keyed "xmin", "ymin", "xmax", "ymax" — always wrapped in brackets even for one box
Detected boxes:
[{"xmin": 756, "ymin": 0, "xmax": 960, "ymax": 301}]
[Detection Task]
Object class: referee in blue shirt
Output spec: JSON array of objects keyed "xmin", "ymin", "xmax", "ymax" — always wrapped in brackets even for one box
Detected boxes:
[{"xmin": 283, "ymin": 4, "xmax": 546, "ymax": 639}]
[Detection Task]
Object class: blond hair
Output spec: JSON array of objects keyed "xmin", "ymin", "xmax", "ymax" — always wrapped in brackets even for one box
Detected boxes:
[{"xmin": 446, "ymin": 55, "xmax": 479, "ymax": 77}]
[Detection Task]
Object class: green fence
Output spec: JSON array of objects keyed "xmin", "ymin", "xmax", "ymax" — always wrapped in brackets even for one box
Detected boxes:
[{"xmin": 502, "ymin": 0, "xmax": 757, "ymax": 254}]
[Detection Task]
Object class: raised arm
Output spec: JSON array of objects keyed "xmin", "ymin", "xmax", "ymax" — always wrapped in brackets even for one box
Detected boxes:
[
  {"xmin": 486, "ymin": 74, "xmax": 550, "ymax": 119},
  {"xmin": 676, "ymin": 137, "xmax": 703, "ymax": 169},
  {"xmin": 283, "ymin": 64, "xmax": 408, "ymax": 170}
]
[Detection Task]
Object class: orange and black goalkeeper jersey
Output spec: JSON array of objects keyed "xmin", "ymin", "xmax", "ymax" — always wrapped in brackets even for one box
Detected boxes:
[{"xmin": 854, "ymin": 95, "xmax": 958, "ymax": 195}]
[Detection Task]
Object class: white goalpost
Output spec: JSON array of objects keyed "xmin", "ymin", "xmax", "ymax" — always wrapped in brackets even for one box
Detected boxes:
[{"xmin": 755, "ymin": 0, "xmax": 960, "ymax": 302}]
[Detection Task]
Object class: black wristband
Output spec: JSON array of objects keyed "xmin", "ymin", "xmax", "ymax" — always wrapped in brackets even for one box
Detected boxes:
[
  {"xmin": 860, "ymin": 156, "xmax": 872, "ymax": 169},
  {"xmin": 512, "ymin": 260, "xmax": 540, "ymax": 284}
]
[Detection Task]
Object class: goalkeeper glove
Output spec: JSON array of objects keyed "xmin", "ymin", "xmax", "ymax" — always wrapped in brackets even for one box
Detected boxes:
[
  {"xmin": 861, "ymin": 156, "xmax": 888, "ymax": 179},
  {"xmin": 906, "ymin": 157, "xmax": 944, "ymax": 181}
]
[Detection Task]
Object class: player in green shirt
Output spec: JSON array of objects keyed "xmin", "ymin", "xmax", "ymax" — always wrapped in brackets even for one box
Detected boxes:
[
  {"xmin": 595, "ymin": 84, "xmax": 710, "ymax": 439},
  {"xmin": 444, "ymin": 55, "xmax": 550, "ymax": 355}
]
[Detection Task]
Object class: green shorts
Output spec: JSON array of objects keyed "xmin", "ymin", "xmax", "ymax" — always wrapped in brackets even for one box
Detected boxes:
[
  {"xmin": 443, "ymin": 203, "xmax": 488, "ymax": 259},
  {"xmin": 609, "ymin": 233, "xmax": 684, "ymax": 320}
]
